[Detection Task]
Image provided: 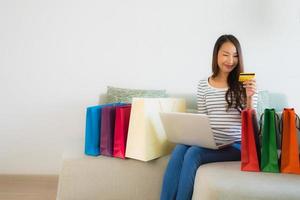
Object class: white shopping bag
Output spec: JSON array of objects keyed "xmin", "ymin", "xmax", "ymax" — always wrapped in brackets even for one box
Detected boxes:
[{"xmin": 125, "ymin": 98, "xmax": 186, "ymax": 161}]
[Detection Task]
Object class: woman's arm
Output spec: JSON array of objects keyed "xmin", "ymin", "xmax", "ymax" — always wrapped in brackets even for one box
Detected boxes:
[
  {"xmin": 197, "ymin": 80, "xmax": 208, "ymax": 114},
  {"xmin": 244, "ymin": 79, "xmax": 257, "ymax": 109},
  {"xmin": 246, "ymin": 96, "xmax": 254, "ymax": 109}
]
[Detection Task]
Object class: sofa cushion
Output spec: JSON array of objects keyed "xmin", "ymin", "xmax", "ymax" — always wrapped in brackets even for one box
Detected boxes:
[
  {"xmin": 57, "ymin": 155, "xmax": 169, "ymax": 200},
  {"xmin": 257, "ymin": 90, "xmax": 270, "ymax": 117},
  {"xmin": 106, "ymin": 86, "xmax": 168, "ymax": 103},
  {"xmin": 57, "ymin": 156, "xmax": 300, "ymax": 200},
  {"xmin": 193, "ymin": 161, "xmax": 300, "ymax": 200}
]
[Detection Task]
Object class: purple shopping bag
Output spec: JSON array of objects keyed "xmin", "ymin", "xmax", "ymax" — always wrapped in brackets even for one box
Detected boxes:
[
  {"xmin": 100, "ymin": 106, "xmax": 117, "ymax": 156},
  {"xmin": 100, "ymin": 103, "xmax": 126, "ymax": 156}
]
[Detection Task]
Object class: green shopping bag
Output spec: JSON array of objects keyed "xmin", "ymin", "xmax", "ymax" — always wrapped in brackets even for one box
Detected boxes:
[{"xmin": 260, "ymin": 108, "xmax": 280, "ymax": 173}]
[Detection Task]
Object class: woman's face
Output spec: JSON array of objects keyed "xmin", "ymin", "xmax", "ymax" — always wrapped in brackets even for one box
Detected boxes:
[{"xmin": 217, "ymin": 41, "xmax": 238, "ymax": 74}]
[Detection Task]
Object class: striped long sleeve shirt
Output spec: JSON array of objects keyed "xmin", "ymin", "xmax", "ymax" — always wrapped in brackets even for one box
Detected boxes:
[{"xmin": 197, "ymin": 78, "xmax": 257, "ymax": 144}]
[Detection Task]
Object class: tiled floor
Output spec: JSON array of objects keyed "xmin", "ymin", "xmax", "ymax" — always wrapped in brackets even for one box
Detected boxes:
[{"xmin": 0, "ymin": 175, "xmax": 58, "ymax": 200}]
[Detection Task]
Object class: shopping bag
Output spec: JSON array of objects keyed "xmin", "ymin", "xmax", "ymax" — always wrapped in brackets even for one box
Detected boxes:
[
  {"xmin": 125, "ymin": 98, "xmax": 186, "ymax": 161},
  {"xmin": 84, "ymin": 103, "xmax": 115, "ymax": 156},
  {"xmin": 281, "ymin": 108, "xmax": 300, "ymax": 174},
  {"xmin": 241, "ymin": 108, "xmax": 260, "ymax": 172},
  {"xmin": 100, "ymin": 103, "xmax": 126, "ymax": 156},
  {"xmin": 260, "ymin": 108, "xmax": 280, "ymax": 173},
  {"xmin": 113, "ymin": 105, "xmax": 131, "ymax": 159}
]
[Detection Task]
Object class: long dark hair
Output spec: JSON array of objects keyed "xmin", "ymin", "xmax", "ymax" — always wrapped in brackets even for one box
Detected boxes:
[{"xmin": 211, "ymin": 34, "xmax": 246, "ymax": 112}]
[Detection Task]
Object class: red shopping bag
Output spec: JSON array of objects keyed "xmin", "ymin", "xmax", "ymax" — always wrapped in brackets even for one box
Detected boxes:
[
  {"xmin": 241, "ymin": 109, "xmax": 260, "ymax": 172},
  {"xmin": 113, "ymin": 105, "xmax": 131, "ymax": 159},
  {"xmin": 281, "ymin": 108, "xmax": 300, "ymax": 174}
]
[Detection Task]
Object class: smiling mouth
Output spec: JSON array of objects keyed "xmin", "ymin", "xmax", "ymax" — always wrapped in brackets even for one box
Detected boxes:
[{"xmin": 224, "ymin": 65, "xmax": 233, "ymax": 68}]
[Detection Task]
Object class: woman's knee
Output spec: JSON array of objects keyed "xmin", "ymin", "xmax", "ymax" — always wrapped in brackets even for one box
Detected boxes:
[
  {"xmin": 173, "ymin": 144, "xmax": 189, "ymax": 155},
  {"xmin": 183, "ymin": 146, "xmax": 206, "ymax": 166},
  {"xmin": 169, "ymin": 144, "xmax": 190, "ymax": 161}
]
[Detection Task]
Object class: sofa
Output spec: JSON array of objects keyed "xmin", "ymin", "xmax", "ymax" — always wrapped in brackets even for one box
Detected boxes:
[{"xmin": 56, "ymin": 91, "xmax": 300, "ymax": 200}]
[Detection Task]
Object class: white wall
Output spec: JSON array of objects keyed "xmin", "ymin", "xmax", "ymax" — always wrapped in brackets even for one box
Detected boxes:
[{"xmin": 0, "ymin": 0, "xmax": 299, "ymax": 174}]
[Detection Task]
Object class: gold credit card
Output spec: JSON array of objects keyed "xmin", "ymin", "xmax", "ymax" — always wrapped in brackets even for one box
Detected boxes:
[{"xmin": 238, "ymin": 73, "xmax": 255, "ymax": 82}]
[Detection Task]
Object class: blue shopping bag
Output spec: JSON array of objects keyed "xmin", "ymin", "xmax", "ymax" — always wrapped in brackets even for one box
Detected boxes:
[{"xmin": 85, "ymin": 103, "xmax": 117, "ymax": 156}]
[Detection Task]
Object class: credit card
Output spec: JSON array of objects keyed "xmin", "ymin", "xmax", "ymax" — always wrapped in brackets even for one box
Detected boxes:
[{"xmin": 238, "ymin": 73, "xmax": 255, "ymax": 82}]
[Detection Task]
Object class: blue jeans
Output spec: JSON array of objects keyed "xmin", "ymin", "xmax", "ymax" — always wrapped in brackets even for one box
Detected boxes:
[{"xmin": 160, "ymin": 143, "xmax": 241, "ymax": 200}]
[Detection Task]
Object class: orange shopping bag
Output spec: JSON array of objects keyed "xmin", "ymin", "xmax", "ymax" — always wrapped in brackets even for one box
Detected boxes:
[{"xmin": 281, "ymin": 108, "xmax": 300, "ymax": 174}]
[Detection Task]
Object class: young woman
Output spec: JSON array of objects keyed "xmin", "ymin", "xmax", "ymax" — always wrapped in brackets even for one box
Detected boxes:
[{"xmin": 160, "ymin": 34, "xmax": 257, "ymax": 200}]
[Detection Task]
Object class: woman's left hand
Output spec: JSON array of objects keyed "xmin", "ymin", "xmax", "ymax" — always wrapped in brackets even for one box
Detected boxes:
[{"xmin": 243, "ymin": 79, "xmax": 256, "ymax": 98}]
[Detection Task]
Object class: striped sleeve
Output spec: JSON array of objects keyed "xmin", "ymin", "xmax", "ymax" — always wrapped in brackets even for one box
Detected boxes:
[{"xmin": 197, "ymin": 80, "xmax": 207, "ymax": 114}]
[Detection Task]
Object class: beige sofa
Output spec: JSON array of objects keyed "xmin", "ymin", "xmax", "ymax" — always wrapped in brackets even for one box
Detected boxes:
[{"xmin": 57, "ymin": 92, "xmax": 300, "ymax": 200}]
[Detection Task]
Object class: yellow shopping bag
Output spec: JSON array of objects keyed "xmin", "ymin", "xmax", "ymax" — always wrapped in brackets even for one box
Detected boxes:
[{"xmin": 125, "ymin": 98, "xmax": 186, "ymax": 161}]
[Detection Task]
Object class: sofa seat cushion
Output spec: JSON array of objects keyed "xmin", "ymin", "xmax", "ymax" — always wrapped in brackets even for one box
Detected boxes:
[
  {"xmin": 193, "ymin": 161, "xmax": 300, "ymax": 200},
  {"xmin": 57, "ymin": 156, "xmax": 300, "ymax": 200},
  {"xmin": 57, "ymin": 155, "xmax": 169, "ymax": 200}
]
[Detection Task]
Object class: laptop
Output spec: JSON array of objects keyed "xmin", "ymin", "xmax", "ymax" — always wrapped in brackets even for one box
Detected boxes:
[{"xmin": 159, "ymin": 112, "xmax": 234, "ymax": 149}]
